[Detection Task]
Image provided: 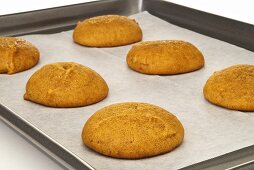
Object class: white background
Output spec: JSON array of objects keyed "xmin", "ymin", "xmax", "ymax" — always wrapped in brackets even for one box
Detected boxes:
[{"xmin": 0, "ymin": 0, "xmax": 254, "ymax": 170}]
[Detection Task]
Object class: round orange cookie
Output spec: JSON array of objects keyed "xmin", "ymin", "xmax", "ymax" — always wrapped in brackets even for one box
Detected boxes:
[
  {"xmin": 24, "ymin": 62, "xmax": 109, "ymax": 108},
  {"xmin": 204, "ymin": 64, "xmax": 254, "ymax": 111},
  {"xmin": 127, "ymin": 40, "xmax": 204, "ymax": 75},
  {"xmin": 73, "ymin": 15, "xmax": 142, "ymax": 47},
  {"xmin": 82, "ymin": 102, "xmax": 184, "ymax": 159},
  {"xmin": 0, "ymin": 37, "xmax": 39, "ymax": 74}
]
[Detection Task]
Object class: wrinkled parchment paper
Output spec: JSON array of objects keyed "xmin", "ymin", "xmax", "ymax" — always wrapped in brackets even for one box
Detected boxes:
[{"xmin": 1, "ymin": 12, "xmax": 254, "ymax": 170}]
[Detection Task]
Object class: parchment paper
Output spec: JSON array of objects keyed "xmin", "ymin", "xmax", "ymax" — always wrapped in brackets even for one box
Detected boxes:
[{"xmin": 1, "ymin": 12, "xmax": 254, "ymax": 170}]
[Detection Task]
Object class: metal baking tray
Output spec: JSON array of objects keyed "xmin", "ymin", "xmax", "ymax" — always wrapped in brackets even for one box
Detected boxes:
[{"xmin": 1, "ymin": 0, "xmax": 254, "ymax": 169}]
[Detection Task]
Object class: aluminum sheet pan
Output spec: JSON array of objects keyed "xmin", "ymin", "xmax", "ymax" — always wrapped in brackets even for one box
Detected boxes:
[{"xmin": 1, "ymin": 12, "xmax": 254, "ymax": 170}]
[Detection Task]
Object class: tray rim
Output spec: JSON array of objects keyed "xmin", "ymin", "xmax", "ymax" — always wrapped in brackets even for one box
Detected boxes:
[{"xmin": 0, "ymin": 104, "xmax": 95, "ymax": 170}]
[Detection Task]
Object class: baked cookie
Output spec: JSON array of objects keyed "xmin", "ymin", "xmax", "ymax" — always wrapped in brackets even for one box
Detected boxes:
[
  {"xmin": 24, "ymin": 62, "xmax": 109, "ymax": 108},
  {"xmin": 0, "ymin": 37, "xmax": 39, "ymax": 74},
  {"xmin": 82, "ymin": 102, "xmax": 184, "ymax": 159},
  {"xmin": 204, "ymin": 64, "xmax": 254, "ymax": 111},
  {"xmin": 127, "ymin": 40, "xmax": 204, "ymax": 75},
  {"xmin": 73, "ymin": 15, "xmax": 142, "ymax": 47}
]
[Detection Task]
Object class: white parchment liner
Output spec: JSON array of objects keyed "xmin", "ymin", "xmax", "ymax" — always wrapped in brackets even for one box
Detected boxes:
[{"xmin": 1, "ymin": 12, "xmax": 254, "ymax": 170}]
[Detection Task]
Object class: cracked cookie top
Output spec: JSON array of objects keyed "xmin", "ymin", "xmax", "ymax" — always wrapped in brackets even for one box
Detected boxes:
[
  {"xmin": 24, "ymin": 62, "xmax": 109, "ymax": 107},
  {"xmin": 0, "ymin": 36, "xmax": 39, "ymax": 74},
  {"xmin": 204, "ymin": 64, "xmax": 254, "ymax": 111},
  {"xmin": 82, "ymin": 102, "xmax": 184, "ymax": 159}
]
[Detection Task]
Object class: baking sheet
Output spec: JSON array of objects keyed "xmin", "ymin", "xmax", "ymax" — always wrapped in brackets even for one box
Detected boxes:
[{"xmin": 1, "ymin": 11, "xmax": 254, "ymax": 170}]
